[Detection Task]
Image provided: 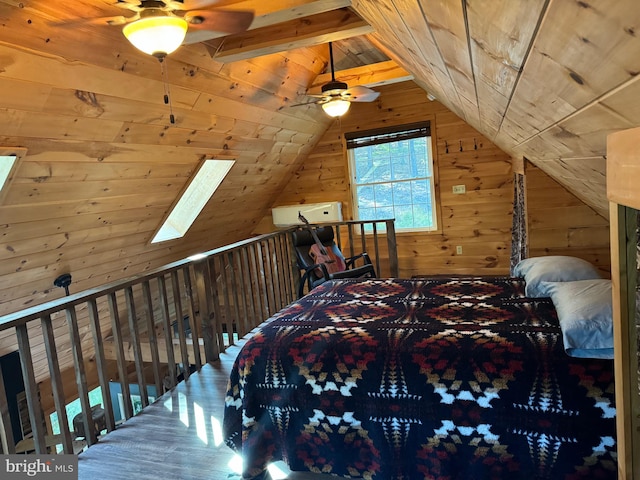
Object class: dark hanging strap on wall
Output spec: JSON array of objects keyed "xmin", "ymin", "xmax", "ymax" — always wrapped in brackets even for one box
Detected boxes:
[
  {"xmin": 344, "ymin": 121, "xmax": 430, "ymax": 149},
  {"xmin": 510, "ymin": 172, "xmax": 528, "ymax": 274}
]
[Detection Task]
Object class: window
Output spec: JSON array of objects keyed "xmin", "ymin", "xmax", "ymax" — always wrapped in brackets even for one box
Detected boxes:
[
  {"xmin": 346, "ymin": 122, "xmax": 437, "ymax": 231},
  {"xmin": 49, "ymin": 386, "xmax": 104, "ymax": 452},
  {"xmin": 152, "ymin": 159, "xmax": 235, "ymax": 243}
]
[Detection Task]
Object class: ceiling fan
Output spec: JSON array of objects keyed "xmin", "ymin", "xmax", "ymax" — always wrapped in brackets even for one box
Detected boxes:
[
  {"xmin": 54, "ymin": 0, "xmax": 254, "ymax": 59},
  {"xmin": 297, "ymin": 42, "xmax": 380, "ymax": 118}
]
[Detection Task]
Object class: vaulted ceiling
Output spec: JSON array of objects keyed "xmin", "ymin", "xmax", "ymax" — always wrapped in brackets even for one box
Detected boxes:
[{"xmin": 0, "ymin": 0, "xmax": 637, "ymax": 315}]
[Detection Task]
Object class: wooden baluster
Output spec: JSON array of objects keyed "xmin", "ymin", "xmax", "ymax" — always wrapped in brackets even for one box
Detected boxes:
[
  {"xmin": 40, "ymin": 314, "xmax": 74, "ymax": 453},
  {"xmin": 386, "ymin": 219, "xmax": 399, "ymax": 277},
  {"xmin": 0, "ymin": 358, "xmax": 16, "ymax": 454},
  {"xmin": 371, "ymin": 222, "xmax": 381, "ymax": 276},
  {"xmin": 15, "ymin": 324, "xmax": 47, "ymax": 453},
  {"xmin": 170, "ymin": 270, "xmax": 190, "ymax": 380},
  {"xmin": 124, "ymin": 286, "xmax": 148, "ymax": 408},
  {"xmin": 239, "ymin": 248, "xmax": 254, "ymax": 336},
  {"xmin": 182, "ymin": 266, "xmax": 202, "ymax": 370},
  {"xmin": 193, "ymin": 260, "xmax": 219, "ymax": 362},
  {"xmin": 87, "ymin": 298, "xmax": 116, "ymax": 433},
  {"xmin": 227, "ymin": 252, "xmax": 244, "ymax": 339},
  {"xmin": 208, "ymin": 257, "xmax": 225, "ymax": 354},
  {"xmin": 107, "ymin": 292, "xmax": 133, "ymax": 421},
  {"xmin": 65, "ymin": 306, "xmax": 97, "ymax": 446},
  {"xmin": 157, "ymin": 275, "xmax": 177, "ymax": 390}
]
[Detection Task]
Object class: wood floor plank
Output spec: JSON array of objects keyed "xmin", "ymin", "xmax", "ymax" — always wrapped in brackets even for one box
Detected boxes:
[{"xmin": 77, "ymin": 340, "xmax": 331, "ymax": 480}]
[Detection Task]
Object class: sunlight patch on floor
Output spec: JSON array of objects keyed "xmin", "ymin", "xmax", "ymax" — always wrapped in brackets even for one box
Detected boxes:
[
  {"xmin": 229, "ymin": 455, "xmax": 314, "ymax": 479},
  {"xmin": 211, "ymin": 415, "xmax": 224, "ymax": 446}
]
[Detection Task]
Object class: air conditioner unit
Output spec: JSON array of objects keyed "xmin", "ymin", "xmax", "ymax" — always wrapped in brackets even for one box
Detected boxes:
[{"xmin": 272, "ymin": 202, "xmax": 343, "ymax": 227}]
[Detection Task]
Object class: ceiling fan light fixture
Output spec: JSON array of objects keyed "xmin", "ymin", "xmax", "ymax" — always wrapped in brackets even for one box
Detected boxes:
[
  {"xmin": 322, "ymin": 98, "xmax": 350, "ymax": 117},
  {"xmin": 123, "ymin": 15, "xmax": 188, "ymax": 58}
]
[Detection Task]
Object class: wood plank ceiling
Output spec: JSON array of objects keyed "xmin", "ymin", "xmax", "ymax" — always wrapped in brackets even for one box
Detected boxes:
[{"xmin": 0, "ymin": 0, "xmax": 638, "ymax": 318}]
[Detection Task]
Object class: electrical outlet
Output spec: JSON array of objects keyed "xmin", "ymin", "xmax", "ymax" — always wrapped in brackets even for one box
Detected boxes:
[
  {"xmin": 452, "ymin": 184, "xmax": 466, "ymax": 194},
  {"xmin": 456, "ymin": 245, "xmax": 463, "ymax": 255}
]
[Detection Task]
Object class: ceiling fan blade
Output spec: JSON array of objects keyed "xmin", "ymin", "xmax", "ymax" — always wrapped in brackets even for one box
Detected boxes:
[
  {"xmin": 164, "ymin": 0, "xmax": 222, "ymax": 10},
  {"xmin": 114, "ymin": 2, "xmax": 142, "ymax": 12},
  {"xmin": 51, "ymin": 15, "xmax": 132, "ymax": 28},
  {"xmin": 288, "ymin": 100, "xmax": 322, "ymax": 108},
  {"xmin": 184, "ymin": 9, "xmax": 254, "ymax": 34},
  {"xmin": 343, "ymin": 85, "xmax": 380, "ymax": 102}
]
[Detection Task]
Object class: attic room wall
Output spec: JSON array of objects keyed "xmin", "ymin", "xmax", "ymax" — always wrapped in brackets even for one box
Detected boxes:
[
  {"xmin": 262, "ymin": 81, "xmax": 515, "ymax": 277},
  {"xmin": 0, "ymin": 34, "xmax": 331, "ymax": 317},
  {"xmin": 525, "ymin": 162, "xmax": 611, "ymax": 276}
]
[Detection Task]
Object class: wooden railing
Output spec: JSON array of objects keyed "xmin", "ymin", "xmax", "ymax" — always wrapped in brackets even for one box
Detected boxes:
[{"xmin": 0, "ymin": 219, "xmax": 397, "ymax": 456}]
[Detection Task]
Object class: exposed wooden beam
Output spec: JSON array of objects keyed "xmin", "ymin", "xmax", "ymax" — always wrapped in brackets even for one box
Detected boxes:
[
  {"xmin": 307, "ymin": 60, "xmax": 412, "ymax": 94},
  {"xmin": 184, "ymin": 0, "xmax": 353, "ymax": 44},
  {"xmin": 210, "ymin": 8, "xmax": 373, "ymax": 63}
]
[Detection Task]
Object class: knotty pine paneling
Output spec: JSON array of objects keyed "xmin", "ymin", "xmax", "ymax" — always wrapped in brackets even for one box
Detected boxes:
[{"xmin": 526, "ymin": 163, "xmax": 611, "ymax": 276}]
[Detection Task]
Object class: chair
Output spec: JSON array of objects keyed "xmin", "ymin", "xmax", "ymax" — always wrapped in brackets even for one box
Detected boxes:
[{"xmin": 292, "ymin": 225, "xmax": 376, "ymax": 298}]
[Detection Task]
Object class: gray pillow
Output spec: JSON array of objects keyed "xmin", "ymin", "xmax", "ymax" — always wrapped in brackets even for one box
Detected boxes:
[
  {"xmin": 513, "ymin": 256, "xmax": 601, "ymax": 297},
  {"xmin": 538, "ymin": 279, "xmax": 613, "ymax": 359}
]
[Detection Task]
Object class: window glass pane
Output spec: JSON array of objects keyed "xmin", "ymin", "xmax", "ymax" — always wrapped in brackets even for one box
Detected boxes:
[
  {"xmin": 411, "ymin": 180, "xmax": 430, "ymax": 204},
  {"xmin": 413, "ymin": 203, "xmax": 434, "ymax": 228},
  {"xmin": 357, "ymin": 185, "xmax": 375, "ymax": 208},
  {"xmin": 376, "ymin": 206, "xmax": 395, "ymax": 219},
  {"xmin": 358, "ymin": 207, "xmax": 377, "ymax": 221},
  {"xmin": 394, "ymin": 204, "xmax": 415, "ymax": 229},
  {"xmin": 392, "ymin": 181, "xmax": 412, "ymax": 205},
  {"xmin": 411, "ymin": 139, "xmax": 429, "ymax": 176},
  {"xmin": 371, "ymin": 145, "xmax": 391, "ymax": 181},
  {"xmin": 354, "ymin": 149, "xmax": 373, "ymax": 183},
  {"xmin": 373, "ymin": 183, "xmax": 393, "ymax": 207}
]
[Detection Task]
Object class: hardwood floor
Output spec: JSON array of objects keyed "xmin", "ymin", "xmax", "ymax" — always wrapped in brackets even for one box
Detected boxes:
[{"xmin": 78, "ymin": 340, "xmax": 332, "ymax": 480}]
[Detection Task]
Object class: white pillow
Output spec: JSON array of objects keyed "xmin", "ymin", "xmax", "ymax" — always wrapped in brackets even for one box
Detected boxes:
[
  {"xmin": 538, "ymin": 279, "xmax": 613, "ymax": 359},
  {"xmin": 513, "ymin": 256, "xmax": 601, "ymax": 297}
]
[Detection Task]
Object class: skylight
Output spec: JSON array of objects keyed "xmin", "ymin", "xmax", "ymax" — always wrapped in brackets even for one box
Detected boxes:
[
  {"xmin": 151, "ymin": 159, "xmax": 235, "ymax": 244},
  {"xmin": 0, "ymin": 148, "xmax": 26, "ymax": 203},
  {"xmin": 0, "ymin": 155, "xmax": 17, "ymax": 191},
  {"xmin": 0, "ymin": 155, "xmax": 18, "ymax": 190}
]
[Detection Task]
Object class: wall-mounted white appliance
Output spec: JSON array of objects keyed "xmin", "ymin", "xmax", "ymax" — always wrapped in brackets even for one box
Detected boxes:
[{"xmin": 271, "ymin": 202, "xmax": 342, "ymax": 227}]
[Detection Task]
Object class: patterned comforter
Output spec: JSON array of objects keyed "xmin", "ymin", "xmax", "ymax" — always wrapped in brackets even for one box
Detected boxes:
[{"xmin": 223, "ymin": 277, "xmax": 616, "ymax": 479}]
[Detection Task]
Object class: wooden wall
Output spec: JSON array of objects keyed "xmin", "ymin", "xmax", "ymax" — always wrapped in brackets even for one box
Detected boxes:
[
  {"xmin": 261, "ymin": 81, "xmax": 515, "ymax": 277},
  {"xmin": 262, "ymin": 81, "xmax": 613, "ymax": 278},
  {"xmin": 526, "ymin": 162, "xmax": 611, "ymax": 276},
  {"xmin": 0, "ymin": 27, "xmax": 331, "ymax": 317}
]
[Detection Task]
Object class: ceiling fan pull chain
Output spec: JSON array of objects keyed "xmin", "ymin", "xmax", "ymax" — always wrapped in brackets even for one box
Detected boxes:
[{"xmin": 160, "ymin": 59, "xmax": 176, "ymax": 124}]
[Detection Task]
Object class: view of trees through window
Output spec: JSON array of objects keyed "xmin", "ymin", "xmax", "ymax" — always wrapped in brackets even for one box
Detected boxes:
[{"xmin": 349, "ymin": 133, "xmax": 436, "ymax": 231}]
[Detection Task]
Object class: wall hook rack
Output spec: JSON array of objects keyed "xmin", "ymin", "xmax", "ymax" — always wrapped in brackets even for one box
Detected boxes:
[{"xmin": 445, "ymin": 140, "xmax": 449, "ymax": 154}]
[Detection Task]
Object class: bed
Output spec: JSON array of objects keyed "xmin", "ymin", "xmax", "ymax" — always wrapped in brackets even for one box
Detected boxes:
[{"xmin": 223, "ymin": 272, "xmax": 616, "ymax": 479}]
